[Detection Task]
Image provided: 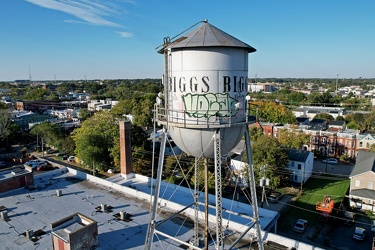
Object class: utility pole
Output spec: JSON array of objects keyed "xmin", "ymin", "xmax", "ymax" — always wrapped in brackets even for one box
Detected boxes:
[
  {"xmin": 260, "ymin": 165, "xmax": 269, "ymax": 208},
  {"xmin": 325, "ymin": 147, "xmax": 328, "ymax": 174},
  {"xmin": 336, "ymin": 73, "xmax": 339, "ymax": 92}
]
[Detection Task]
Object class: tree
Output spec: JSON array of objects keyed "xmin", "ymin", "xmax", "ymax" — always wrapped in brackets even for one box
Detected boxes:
[
  {"xmin": 61, "ymin": 136, "xmax": 75, "ymax": 156},
  {"xmin": 278, "ymin": 129, "xmax": 310, "ymax": 150},
  {"xmin": 252, "ymin": 101, "xmax": 297, "ymax": 124},
  {"xmin": 336, "ymin": 116, "xmax": 345, "ymax": 121},
  {"xmin": 132, "ymin": 158, "xmax": 151, "ymax": 175},
  {"xmin": 0, "ymin": 109, "xmax": 11, "ymax": 143},
  {"xmin": 132, "ymin": 98, "xmax": 153, "ymax": 127},
  {"xmin": 72, "ymin": 112, "xmax": 119, "ymax": 171},
  {"xmin": 29, "ymin": 122, "xmax": 65, "ymax": 150},
  {"xmin": 23, "ymin": 88, "xmax": 49, "ymax": 100},
  {"xmin": 78, "ymin": 108, "xmax": 91, "ymax": 121},
  {"xmin": 249, "ymin": 126, "xmax": 264, "ymax": 141},
  {"xmin": 345, "ymin": 112, "xmax": 369, "ymax": 132},
  {"xmin": 110, "ymin": 100, "xmax": 133, "ymax": 118},
  {"xmin": 251, "ymin": 135, "xmax": 290, "ymax": 188},
  {"xmin": 56, "ymin": 83, "xmax": 73, "ymax": 96},
  {"xmin": 190, "ymin": 167, "xmax": 216, "ymax": 194},
  {"xmin": 313, "ymin": 113, "xmax": 334, "ymax": 121}
]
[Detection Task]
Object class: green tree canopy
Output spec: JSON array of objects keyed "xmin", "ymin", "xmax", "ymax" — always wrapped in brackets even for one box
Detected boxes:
[
  {"xmin": 252, "ymin": 101, "xmax": 297, "ymax": 124},
  {"xmin": 313, "ymin": 113, "xmax": 334, "ymax": 121},
  {"xmin": 110, "ymin": 100, "xmax": 133, "ymax": 118},
  {"xmin": 251, "ymin": 135, "xmax": 290, "ymax": 188},
  {"xmin": 23, "ymin": 88, "xmax": 49, "ymax": 100},
  {"xmin": 278, "ymin": 128, "xmax": 310, "ymax": 150},
  {"xmin": 0, "ymin": 109, "xmax": 11, "ymax": 143},
  {"xmin": 72, "ymin": 112, "xmax": 119, "ymax": 171},
  {"xmin": 78, "ymin": 108, "xmax": 92, "ymax": 121},
  {"xmin": 29, "ymin": 122, "xmax": 65, "ymax": 150}
]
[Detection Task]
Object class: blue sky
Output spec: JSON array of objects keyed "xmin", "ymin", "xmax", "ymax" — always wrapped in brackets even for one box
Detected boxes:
[{"xmin": 1, "ymin": 0, "xmax": 374, "ymax": 81}]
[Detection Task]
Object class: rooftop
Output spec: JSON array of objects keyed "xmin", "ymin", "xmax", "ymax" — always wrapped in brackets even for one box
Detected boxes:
[
  {"xmin": 0, "ymin": 165, "xmax": 31, "ymax": 180},
  {"xmin": 0, "ymin": 166, "xmax": 322, "ymax": 249}
]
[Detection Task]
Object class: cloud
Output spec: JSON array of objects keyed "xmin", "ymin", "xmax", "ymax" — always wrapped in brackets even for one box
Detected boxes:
[
  {"xmin": 25, "ymin": 0, "xmax": 125, "ymax": 27},
  {"xmin": 117, "ymin": 31, "xmax": 134, "ymax": 38}
]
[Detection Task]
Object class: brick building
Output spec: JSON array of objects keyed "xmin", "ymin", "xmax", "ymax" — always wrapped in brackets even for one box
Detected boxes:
[{"xmin": 0, "ymin": 166, "xmax": 33, "ymax": 193}]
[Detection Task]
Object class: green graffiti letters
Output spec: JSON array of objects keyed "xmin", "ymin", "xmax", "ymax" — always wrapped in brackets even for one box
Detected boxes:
[{"xmin": 182, "ymin": 93, "xmax": 238, "ymax": 118}]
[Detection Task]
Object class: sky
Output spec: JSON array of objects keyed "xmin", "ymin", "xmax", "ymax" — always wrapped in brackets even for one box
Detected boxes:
[{"xmin": 1, "ymin": 0, "xmax": 375, "ymax": 81}]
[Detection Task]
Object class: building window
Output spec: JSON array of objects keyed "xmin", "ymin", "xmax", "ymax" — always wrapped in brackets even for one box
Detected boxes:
[
  {"xmin": 298, "ymin": 164, "xmax": 301, "ymax": 170},
  {"xmin": 359, "ymin": 141, "xmax": 363, "ymax": 147},
  {"xmin": 367, "ymin": 143, "xmax": 370, "ymax": 148},
  {"xmin": 355, "ymin": 180, "xmax": 360, "ymax": 187},
  {"xmin": 294, "ymin": 175, "xmax": 297, "ymax": 181},
  {"xmin": 368, "ymin": 182, "xmax": 373, "ymax": 189}
]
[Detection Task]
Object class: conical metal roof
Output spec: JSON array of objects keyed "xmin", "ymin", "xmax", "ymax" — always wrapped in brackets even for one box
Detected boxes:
[{"xmin": 165, "ymin": 21, "xmax": 256, "ymax": 53}]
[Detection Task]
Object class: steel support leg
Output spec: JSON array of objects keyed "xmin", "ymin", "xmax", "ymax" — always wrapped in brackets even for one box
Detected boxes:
[
  {"xmin": 194, "ymin": 157, "xmax": 200, "ymax": 247},
  {"xmin": 244, "ymin": 128, "xmax": 264, "ymax": 250},
  {"xmin": 144, "ymin": 129, "xmax": 167, "ymax": 250},
  {"xmin": 214, "ymin": 130, "xmax": 223, "ymax": 250}
]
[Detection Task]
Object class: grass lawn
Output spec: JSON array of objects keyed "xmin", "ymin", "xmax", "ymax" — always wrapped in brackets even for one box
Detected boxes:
[{"xmin": 278, "ymin": 175, "xmax": 350, "ymax": 239}]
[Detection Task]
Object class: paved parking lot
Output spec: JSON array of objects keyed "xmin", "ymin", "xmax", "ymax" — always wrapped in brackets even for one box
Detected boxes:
[
  {"xmin": 313, "ymin": 158, "xmax": 354, "ymax": 176},
  {"xmin": 324, "ymin": 216, "xmax": 374, "ymax": 250}
]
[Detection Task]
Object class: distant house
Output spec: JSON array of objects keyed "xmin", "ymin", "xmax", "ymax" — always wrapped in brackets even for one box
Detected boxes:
[
  {"xmin": 310, "ymin": 119, "xmax": 328, "ymax": 131},
  {"xmin": 349, "ymin": 151, "xmax": 375, "ymax": 211},
  {"xmin": 328, "ymin": 120, "xmax": 346, "ymax": 131},
  {"xmin": 292, "ymin": 106, "xmax": 347, "ymax": 120},
  {"xmin": 357, "ymin": 133, "xmax": 375, "ymax": 152},
  {"xmin": 15, "ymin": 100, "xmax": 65, "ymax": 112},
  {"xmin": 296, "ymin": 117, "xmax": 309, "ymax": 126},
  {"xmin": 288, "ymin": 149, "xmax": 314, "ymax": 185},
  {"xmin": 88, "ymin": 99, "xmax": 118, "ymax": 111}
]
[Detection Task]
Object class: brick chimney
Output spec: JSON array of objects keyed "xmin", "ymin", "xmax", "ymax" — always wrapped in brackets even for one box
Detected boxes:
[{"xmin": 119, "ymin": 121, "xmax": 134, "ymax": 179}]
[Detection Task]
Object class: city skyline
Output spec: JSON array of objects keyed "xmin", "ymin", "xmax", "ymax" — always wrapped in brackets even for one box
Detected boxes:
[{"xmin": 1, "ymin": 0, "xmax": 375, "ymax": 81}]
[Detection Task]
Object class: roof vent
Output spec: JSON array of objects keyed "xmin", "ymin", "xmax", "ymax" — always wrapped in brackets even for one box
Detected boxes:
[
  {"xmin": 120, "ymin": 211, "xmax": 127, "ymax": 221},
  {"xmin": 56, "ymin": 190, "xmax": 62, "ymax": 197},
  {"xmin": 0, "ymin": 211, "xmax": 8, "ymax": 221},
  {"xmin": 26, "ymin": 229, "xmax": 34, "ymax": 239},
  {"xmin": 101, "ymin": 203, "xmax": 107, "ymax": 213}
]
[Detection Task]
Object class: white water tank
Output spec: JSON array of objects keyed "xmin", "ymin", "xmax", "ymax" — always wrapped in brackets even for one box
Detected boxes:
[{"xmin": 159, "ymin": 21, "xmax": 256, "ymax": 158}]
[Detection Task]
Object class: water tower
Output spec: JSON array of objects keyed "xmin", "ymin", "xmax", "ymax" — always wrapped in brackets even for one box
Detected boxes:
[{"xmin": 145, "ymin": 20, "xmax": 263, "ymax": 250}]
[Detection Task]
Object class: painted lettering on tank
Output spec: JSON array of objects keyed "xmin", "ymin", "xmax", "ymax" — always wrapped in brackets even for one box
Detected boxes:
[{"xmin": 182, "ymin": 93, "xmax": 238, "ymax": 118}]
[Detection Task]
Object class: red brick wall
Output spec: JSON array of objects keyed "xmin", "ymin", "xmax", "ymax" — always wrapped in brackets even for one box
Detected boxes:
[{"xmin": 0, "ymin": 173, "xmax": 34, "ymax": 193}]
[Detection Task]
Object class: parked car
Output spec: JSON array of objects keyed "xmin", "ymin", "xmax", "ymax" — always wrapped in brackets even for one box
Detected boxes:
[
  {"xmin": 293, "ymin": 219, "xmax": 308, "ymax": 233},
  {"xmin": 343, "ymin": 211, "xmax": 355, "ymax": 225},
  {"xmin": 353, "ymin": 227, "xmax": 366, "ymax": 241},
  {"xmin": 24, "ymin": 160, "xmax": 48, "ymax": 170},
  {"xmin": 45, "ymin": 149, "xmax": 58, "ymax": 154},
  {"xmin": 371, "ymin": 220, "xmax": 375, "ymax": 232},
  {"xmin": 0, "ymin": 161, "xmax": 6, "ymax": 167},
  {"xmin": 322, "ymin": 158, "xmax": 338, "ymax": 165},
  {"xmin": 68, "ymin": 156, "xmax": 75, "ymax": 162},
  {"xmin": 267, "ymin": 191, "xmax": 283, "ymax": 203}
]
